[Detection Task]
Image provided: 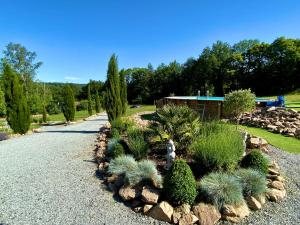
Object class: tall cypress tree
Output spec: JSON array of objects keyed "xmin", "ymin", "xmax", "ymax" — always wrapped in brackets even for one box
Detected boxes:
[
  {"xmin": 119, "ymin": 70, "xmax": 127, "ymax": 115},
  {"xmin": 95, "ymin": 90, "xmax": 101, "ymax": 113},
  {"xmin": 62, "ymin": 84, "xmax": 75, "ymax": 122},
  {"xmin": 87, "ymin": 84, "xmax": 93, "ymax": 116},
  {"xmin": 3, "ymin": 64, "xmax": 31, "ymax": 134},
  {"xmin": 104, "ymin": 54, "xmax": 122, "ymax": 122}
]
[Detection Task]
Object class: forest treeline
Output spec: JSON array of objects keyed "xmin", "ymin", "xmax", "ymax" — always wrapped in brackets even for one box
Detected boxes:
[{"xmin": 124, "ymin": 37, "xmax": 300, "ymax": 104}]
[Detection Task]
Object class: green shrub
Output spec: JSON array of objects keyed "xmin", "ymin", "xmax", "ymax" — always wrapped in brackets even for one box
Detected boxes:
[
  {"xmin": 234, "ymin": 169, "xmax": 267, "ymax": 197},
  {"xmin": 111, "ymin": 128, "xmax": 120, "ymax": 139},
  {"xmin": 76, "ymin": 100, "xmax": 89, "ymax": 111},
  {"xmin": 108, "ymin": 155, "xmax": 161, "ymax": 186},
  {"xmin": 127, "ymin": 127, "xmax": 148, "ymax": 160},
  {"xmin": 111, "ymin": 117, "xmax": 134, "ymax": 133},
  {"xmin": 190, "ymin": 122, "xmax": 244, "ymax": 173},
  {"xmin": 198, "ymin": 172, "xmax": 243, "ymax": 209},
  {"xmin": 240, "ymin": 150, "xmax": 269, "ymax": 174},
  {"xmin": 47, "ymin": 101, "xmax": 61, "ymax": 115},
  {"xmin": 152, "ymin": 104, "xmax": 200, "ymax": 150},
  {"xmin": 111, "ymin": 143, "xmax": 125, "ymax": 158},
  {"xmin": 62, "ymin": 84, "xmax": 75, "ymax": 122},
  {"xmin": 163, "ymin": 159, "xmax": 197, "ymax": 205}
]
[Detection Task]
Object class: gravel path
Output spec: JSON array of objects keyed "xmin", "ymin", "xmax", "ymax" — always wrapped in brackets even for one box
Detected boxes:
[{"xmin": 0, "ymin": 114, "xmax": 164, "ymax": 225}]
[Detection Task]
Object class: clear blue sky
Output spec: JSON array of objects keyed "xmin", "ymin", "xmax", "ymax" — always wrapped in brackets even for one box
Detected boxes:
[{"xmin": 0, "ymin": 0, "xmax": 299, "ymax": 84}]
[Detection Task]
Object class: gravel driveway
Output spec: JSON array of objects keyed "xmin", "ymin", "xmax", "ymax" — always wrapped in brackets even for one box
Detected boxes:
[{"xmin": 0, "ymin": 114, "xmax": 164, "ymax": 225}]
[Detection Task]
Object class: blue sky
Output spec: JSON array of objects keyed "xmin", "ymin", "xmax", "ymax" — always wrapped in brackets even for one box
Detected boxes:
[{"xmin": 0, "ymin": 0, "xmax": 299, "ymax": 83}]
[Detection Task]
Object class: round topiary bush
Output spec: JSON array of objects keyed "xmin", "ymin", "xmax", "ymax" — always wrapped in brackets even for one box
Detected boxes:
[
  {"xmin": 198, "ymin": 172, "xmax": 243, "ymax": 209},
  {"xmin": 240, "ymin": 150, "xmax": 269, "ymax": 174},
  {"xmin": 163, "ymin": 159, "xmax": 197, "ymax": 205}
]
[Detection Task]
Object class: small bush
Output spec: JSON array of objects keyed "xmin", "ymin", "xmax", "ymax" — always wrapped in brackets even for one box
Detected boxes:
[
  {"xmin": 190, "ymin": 122, "xmax": 244, "ymax": 173},
  {"xmin": 240, "ymin": 150, "xmax": 269, "ymax": 174},
  {"xmin": 198, "ymin": 172, "xmax": 243, "ymax": 209},
  {"xmin": 111, "ymin": 117, "xmax": 134, "ymax": 133},
  {"xmin": 163, "ymin": 159, "xmax": 197, "ymax": 205},
  {"xmin": 127, "ymin": 127, "xmax": 148, "ymax": 160},
  {"xmin": 234, "ymin": 169, "xmax": 267, "ymax": 197},
  {"xmin": 111, "ymin": 143, "xmax": 125, "ymax": 158},
  {"xmin": 108, "ymin": 155, "xmax": 161, "ymax": 186},
  {"xmin": 107, "ymin": 138, "xmax": 124, "ymax": 158},
  {"xmin": 76, "ymin": 100, "xmax": 89, "ymax": 111},
  {"xmin": 111, "ymin": 128, "xmax": 120, "ymax": 139}
]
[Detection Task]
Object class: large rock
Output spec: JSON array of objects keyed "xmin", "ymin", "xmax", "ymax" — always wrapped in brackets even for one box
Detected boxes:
[
  {"xmin": 266, "ymin": 188, "xmax": 286, "ymax": 202},
  {"xmin": 193, "ymin": 203, "xmax": 221, "ymax": 225},
  {"xmin": 148, "ymin": 201, "xmax": 174, "ymax": 223},
  {"xmin": 141, "ymin": 186, "xmax": 160, "ymax": 204},
  {"xmin": 254, "ymin": 194, "xmax": 266, "ymax": 206},
  {"xmin": 245, "ymin": 196, "xmax": 262, "ymax": 210},
  {"xmin": 249, "ymin": 137, "xmax": 260, "ymax": 148},
  {"xmin": 143, "ymin": 204, "xmax": 153, "ymax": 214},
  {"xmin": 268, "ymin": 168, "xmax": 280, "ymax": 176},
  {"xmin": 268, "ymin": 181, "xmax": 285, "ymax": 191},
  {"xmin": 118, "ymin": 185, "xmax": 141, "ymax": 201},
  {"xmin": 221, "ymin": 201, "xmax": 250, "ymax": 223},
  {"xmin": 178, "ymin": 213, "xmax": 198, "ymax": 225},
  {"xmin": 175, "ymin": 203, "xmax": 191, "ymax": 215}
]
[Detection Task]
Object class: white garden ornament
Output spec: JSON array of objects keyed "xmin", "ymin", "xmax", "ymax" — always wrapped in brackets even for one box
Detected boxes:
[{"xmin": 165, "ymin": 139, "xmax": 176, "ymax": 170}]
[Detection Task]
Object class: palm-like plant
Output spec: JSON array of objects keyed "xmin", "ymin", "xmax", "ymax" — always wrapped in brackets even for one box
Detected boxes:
[{"xmin": 151, "ymin": 104, "xmax": 200, "ymax": 150}]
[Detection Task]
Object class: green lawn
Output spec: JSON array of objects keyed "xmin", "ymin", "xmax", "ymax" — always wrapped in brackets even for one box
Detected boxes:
[
  {"xmin": 261, "ymin": 92, "xmax": 300, "ymax": 110},
  {"xmin": 47, "ymin": 110, "xmax": 96, "ymax": 122},
  {"xmin": 238, "ymin": 125, "xmax": 300, "ymax": 154},
  {"xmin": 124, "ymin": 105, "xmax": 156, "ymax": 117}
]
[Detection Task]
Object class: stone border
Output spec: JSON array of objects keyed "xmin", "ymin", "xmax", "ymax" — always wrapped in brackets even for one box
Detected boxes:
[{"xmin": 95, "ymin": 125, "xmax": 287, "ymax": 225}]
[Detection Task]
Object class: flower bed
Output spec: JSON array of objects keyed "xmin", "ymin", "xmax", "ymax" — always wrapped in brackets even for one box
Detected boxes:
[{"xmin": 95, "ymin": 105, "xmax": 287, "ymax": 225}]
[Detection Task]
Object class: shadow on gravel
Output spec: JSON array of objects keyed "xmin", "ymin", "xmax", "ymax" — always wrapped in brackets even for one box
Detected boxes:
[
  {"xmin": 86, "ymin": 118, "xmax": 108, "ymax": 122},
  {"xmin": 44, "ymin": 130, "xmax": 99, "ymax": 134}
]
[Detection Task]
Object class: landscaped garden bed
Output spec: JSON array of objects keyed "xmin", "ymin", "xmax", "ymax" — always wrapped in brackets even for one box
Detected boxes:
[{"xmin": 95, "ymin": 104, "xmax": 287, "ymax": 225}]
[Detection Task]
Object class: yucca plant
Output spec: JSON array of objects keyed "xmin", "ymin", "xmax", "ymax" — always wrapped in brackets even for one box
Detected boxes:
[{"xmin": 151, "ymin": 104, "xmax": 200, "ymax": 150}]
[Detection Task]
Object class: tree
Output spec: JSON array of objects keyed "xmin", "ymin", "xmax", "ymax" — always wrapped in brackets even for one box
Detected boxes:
[
  {"xmin": 104, "ymin": 54, "xmax": 122, "ymax": 122},
  {"xmin": 119, "ymin": 69, "xmax": 127, "ymax": 114},
  {"xmin": 2, "ymin": 64, "xmax": 31, "ymax": 134},
  {"xmin": 87, "ymin": 84, "xmax": 93, "ymax": 116},
  {"xmin": 62, "ymin": 84, "xmax": 75, "ymax": 122},
  {"xmin": 0, "ymin": 85, "xmax": 6, "ymax": 117},
  {"xmin": 224, "ymin": 89, "xmax": 256, "ymax": 125},
  {"xmin": 95, "ymin": 90, "xmax": 101, "ymax": 113}
]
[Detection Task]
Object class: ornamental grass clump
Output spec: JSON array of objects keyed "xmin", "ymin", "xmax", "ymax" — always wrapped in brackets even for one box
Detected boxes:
[
  {"xmin": 198, "ymin": 172, "xmax": 243, "ymax": 210},
  {"xmin": 240, "ymin": 150, "xmax": 269, "ymax": 174},
  {"xmin": 111, "ymin": 117, "xmax": 134, "ymax": 133},
  {"xmin": 108, "ymin": 155, "xmax": 162, "ymax": 187},
  {"xmin": 127, "ymin": 127, "xmax": 148, "ymax": 160},
  {"xmin": 234, "ymin": 169, "xmax": 267, "ymax": 197},
  {"xmin": 163, "ymin": 159, "xmax": 197, "ymax": 205},
  {"xmin": 107, "ymin": 138, "xmax": 125, "ymax": 158},
  {"xmin": 190, "ymin": 122, "xmax": 244, "ymax": 173}
]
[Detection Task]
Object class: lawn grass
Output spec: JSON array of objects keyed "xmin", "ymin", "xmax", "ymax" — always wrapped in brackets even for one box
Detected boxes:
[
  {"xmin": 47, "ymin": 110, "xmax": 95, "ymax": 122},
  {"xmin": 238, "ymin": 125, "xmax": 300, "ymax": 154},
  {"xmin": 124, "ymin": 105, "xmax": 156, "ymax": 117},
  {"xmin": 261, "ymin": 91, "xmax": 300, "ymax": 110}
]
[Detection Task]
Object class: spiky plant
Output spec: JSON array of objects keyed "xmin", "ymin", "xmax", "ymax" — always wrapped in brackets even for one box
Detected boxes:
[
  {"xmin": 127, "ymin": 127, "xmax": 148, "ymax": 160},
  {"xmin": 234, "ymin": 169, "xmax": 267, "ymax": 197},
  {"xmin": 138, "ymin": 160, "xmax": 162, "ymax": 187},
  {"xmin": 198, "ymin": 172, "xmax": 244, "ymax": 209},
  {"xmin": 151, "ymin": 104, "xmax": 200, "ymax": 150}
]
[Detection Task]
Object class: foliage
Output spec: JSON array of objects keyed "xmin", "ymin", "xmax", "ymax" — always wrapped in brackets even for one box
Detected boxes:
[
  {"xmin": 76, "ymin": 100, "xmax": 89, "ymax": 111},
  {"xmin": 234, "ymin": 169, "xmax": 267, "ymax": 197},
  {"xmin": 120, "ymin": 69, "xmax": 128, "ymax": 115},
  {"xmin": 152, "ymin": 104, "xmax": 200, "ymax": 150},
  {"xmin": 224, "ymin": 89, "xmax": 256, "ymax": 120},
  {"xmin": 0, "ymin": 86, "xmax": 6, "ymax": 116},
  {"xmin": 108, "ymin": 155, "xmax": 161, "ymax": 186},
  {"xmin": 42, "ymin": 105, "xmax": 47, "ymax": 123},
  {"xmin": 47, "ymin": 100, "xmax": 61, "ymax": 114},
  {"xmin": 105, "ymin": 54, "xmax": 122, "ymax": 122},
  {"xmin": 111, "ymin": 128, "xmax": 120, "ymax": 139},
  {"xmin": 62, "ymin": 84, "xmax": 75, "ymax": 121},
  {"xmin": 198, "ymin": 172, "xmax": 244, "ymax": 209},
  {"xmin": 190, "ymin": 122, "xmax": 244, "ymax": 172},
  {"xmin": 2, "ymin": 64, "xmax": 31, "ymax": 134},
  {"xmin": 163, "ymin": 159, "xmax": 197, "ymax": 205},
  {"xmin": 127, "ymin": 127, "xmax": 148, "ymax": 160},
  {"xmin": 95, "ymin": 90, "xmax": 101, "ymax": 113},
  {"xmin": 111, "ymin": 117, "xmax": 134, "ymax": 133},
  {"xmin": 110, "ymin": 143, "xmax": 125, "ymax": 159},
  {"xmin": 240, "ymin": 150, "xmax": 269, "ymax": 174},
  {"xmin": 87, "ymin": 84, "xmax": 93, "ymax": 116}
]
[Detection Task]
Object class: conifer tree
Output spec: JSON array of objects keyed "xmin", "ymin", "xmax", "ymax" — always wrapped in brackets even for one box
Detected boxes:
[
  {"xmin": 119, "ymin": 70, "xmax": 127, "ymax": 115},
  {"xmin": 87, "ymin": 84, "xmax": 93, "ymax": 116},
  {"xmin": 95, "ymin": 90, "xmax": 101, "ymax": 113},
  {"xmin": 2, "ymin": 64, "xmax": 31, "ymax": 134},
  {"xmin": 104, "ymin": 54, "xmax": 122, "ymax": 122},
  {"xmin": 62, "ymin": 84, "xmax": 75, "ymax": 122},
  {"xmin": 42, "ymin": 104, "xmax": 47, "ymax": 123}
]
